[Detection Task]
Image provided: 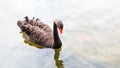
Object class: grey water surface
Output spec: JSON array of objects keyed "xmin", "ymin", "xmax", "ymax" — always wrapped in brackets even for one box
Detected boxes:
[{"xmin": 0, "ymin": 0, "xmax": 120, "ymax": 68}]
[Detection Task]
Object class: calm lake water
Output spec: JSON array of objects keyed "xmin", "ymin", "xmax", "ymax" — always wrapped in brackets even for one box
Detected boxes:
[{"xmin": 0, "ymin": 0, "xmax": 120, "ymax": 68}]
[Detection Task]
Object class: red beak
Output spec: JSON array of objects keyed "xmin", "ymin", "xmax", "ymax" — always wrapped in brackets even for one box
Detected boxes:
[{"xmin": 59, "ymin": 28, "xmax": 63, "ymax": 34}]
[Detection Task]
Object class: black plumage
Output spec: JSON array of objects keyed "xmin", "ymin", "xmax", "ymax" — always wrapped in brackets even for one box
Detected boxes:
[{"xmin": 17, "ymin": 16, "xmax": 63, "ymax": 49}]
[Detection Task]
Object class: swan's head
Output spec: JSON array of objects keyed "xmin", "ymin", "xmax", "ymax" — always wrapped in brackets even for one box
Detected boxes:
[{"xmin": 54, "ymin": 19, "xmax": 64, "ymax": 34}]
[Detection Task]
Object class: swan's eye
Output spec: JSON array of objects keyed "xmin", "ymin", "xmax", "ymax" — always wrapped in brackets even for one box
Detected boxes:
[{"xmin": 60, "ymin": 24, "xmax": 63, "ymax": 29}]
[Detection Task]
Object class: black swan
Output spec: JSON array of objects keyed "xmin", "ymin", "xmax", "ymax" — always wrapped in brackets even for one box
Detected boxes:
[{"xmin": 17, "ymin": 16, "xmax": 63, "ymax": 49}]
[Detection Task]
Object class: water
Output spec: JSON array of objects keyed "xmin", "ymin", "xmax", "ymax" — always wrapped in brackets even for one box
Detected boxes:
[{"xmin": 0, "ymin": 0, "xmax": 120, "ymax": 68}]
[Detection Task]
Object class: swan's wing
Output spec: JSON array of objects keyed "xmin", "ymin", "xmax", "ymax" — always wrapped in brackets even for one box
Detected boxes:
[
  {"xmin": 24, "ymin": 17, "xmax": 53, "ymax": 33},
  {"xmin": 32, "ymin": 21, "xmax": 52, "ymax": 33},
  {"xmin": 17, "ymin": 20, "xmax": 54, "ymax": 47},
  {"xmin": 28, "ymin": 26, "xmax": 54, "ymax": 48},
  {"xmin": 41, "ymin": 24, "xmax": 53, "ymax": 33}
]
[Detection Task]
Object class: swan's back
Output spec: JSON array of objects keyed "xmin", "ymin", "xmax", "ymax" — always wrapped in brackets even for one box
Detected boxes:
[
  {"xmin": 17, "ymin": 17, "xmax": 54, "ymax": 48},
  {"xmin": 25, "ymin": 16, "xmax": 52, "ymax": 33}
]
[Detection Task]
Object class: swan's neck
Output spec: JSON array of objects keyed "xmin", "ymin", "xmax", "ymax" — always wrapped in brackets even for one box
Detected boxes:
[{"xmin": 53, "ymin": 23, "xmax": 62, "ymax": 49}]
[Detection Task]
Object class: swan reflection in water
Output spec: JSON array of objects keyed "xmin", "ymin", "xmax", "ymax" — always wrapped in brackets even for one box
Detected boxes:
[
  {"xmin": 54, "ymin": 48, "xmax": 64, "ymax": 68},
  {"xmin": 21, "ymin": 32, "xmax": 64, "ymax": 68}
]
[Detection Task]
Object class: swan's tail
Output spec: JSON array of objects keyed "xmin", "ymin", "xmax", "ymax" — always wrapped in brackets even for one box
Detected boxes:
[{"xmin": 17, "ymin": 20, "xmax": 33, "ymax": 35}]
